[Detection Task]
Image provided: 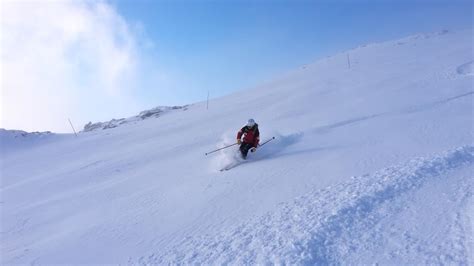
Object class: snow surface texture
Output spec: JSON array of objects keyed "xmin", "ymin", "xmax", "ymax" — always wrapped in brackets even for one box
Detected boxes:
[
  {"xmin": 150, "ymin": 146, "xmax": 473, "ymax": 265},
  {"xmin": 457, "ymin": 61, "xmax": 474, "ymax": 76},
  {"xmin": 1, "ymin": 29, "xmax": 473, "ymax": 265}
]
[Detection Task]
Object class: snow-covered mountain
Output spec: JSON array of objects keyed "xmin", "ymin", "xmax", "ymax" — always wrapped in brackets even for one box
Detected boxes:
[{"xmin": 1, "ymin": 30, "xmax": 473, "ymax": 265}]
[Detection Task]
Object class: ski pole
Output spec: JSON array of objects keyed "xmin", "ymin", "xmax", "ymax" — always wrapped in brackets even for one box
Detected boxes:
[
  {"xmin": 258, "ymin": 137, "xmax": 275, "ymax": 147},
  {"xmin": 205, "ymin": 143, "xmax": 239, "ymax": 155}
]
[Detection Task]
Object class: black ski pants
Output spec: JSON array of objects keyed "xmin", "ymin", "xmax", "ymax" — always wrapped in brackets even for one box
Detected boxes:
[{"xmin": 239, "ymin": 142, "xmax": 254, "ymax": 159}]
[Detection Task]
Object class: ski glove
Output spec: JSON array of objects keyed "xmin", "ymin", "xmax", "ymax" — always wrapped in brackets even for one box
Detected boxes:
[
  {"xmin": 237, "ymin": 139, "xmax": 242, "ymax": 144},
  {"xmin": 250, "ymin": 147, "xmax": 257, "ymax": 152}
]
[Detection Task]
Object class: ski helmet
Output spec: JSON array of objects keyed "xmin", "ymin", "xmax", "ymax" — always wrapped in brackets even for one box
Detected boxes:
[{"xmin": 247, "ymin": 118, "xmax": 256, "ymax": 127}]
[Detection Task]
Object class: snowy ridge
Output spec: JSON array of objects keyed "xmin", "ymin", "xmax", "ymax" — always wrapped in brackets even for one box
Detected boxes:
[
  {"xmin": 147, "ymin": 146, "xmax": 474, "ymax": 265},
  {"xmin": 0, "ymin": 129, "xmax": 53, "ymax": 138},
  {"xmin": 82, "ymin": 105, "xmax": 188, "ymax": 132},
  {"xmin": 0, "ymin": 129, "xmax": 57, "ymax": 155}
]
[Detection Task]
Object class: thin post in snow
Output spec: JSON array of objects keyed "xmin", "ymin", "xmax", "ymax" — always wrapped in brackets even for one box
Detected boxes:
[
  {"xmin": 68, "ymin": 118, "xmax": 78, "ymax": 137},
  {"xmin": 347, "ymin": 53, "xmax": 351, "ymax": 69}
]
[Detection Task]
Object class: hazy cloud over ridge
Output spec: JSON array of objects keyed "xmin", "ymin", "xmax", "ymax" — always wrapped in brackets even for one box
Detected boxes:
[{"xmin": 1, "ymin": 0, "xmax": 145, "ymax": 132}]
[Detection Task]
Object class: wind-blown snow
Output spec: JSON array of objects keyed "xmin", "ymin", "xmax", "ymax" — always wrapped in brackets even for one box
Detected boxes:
[{"xmin": 1, "ymin": 29, "xmax": 473, "ymax": 265}]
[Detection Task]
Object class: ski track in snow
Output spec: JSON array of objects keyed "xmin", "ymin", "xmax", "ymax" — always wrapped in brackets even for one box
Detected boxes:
[{"xmin": 137, "ymin": 146, "xmax": 474, "ymax": 265}]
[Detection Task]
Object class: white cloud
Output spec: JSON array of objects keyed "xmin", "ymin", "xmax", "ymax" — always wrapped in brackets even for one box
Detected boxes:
[{"xmin": 1, "ymin": 0, "xmax": 145, "ymax": 132}]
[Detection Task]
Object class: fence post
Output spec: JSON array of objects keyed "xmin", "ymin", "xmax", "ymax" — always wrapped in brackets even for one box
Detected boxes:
[{"xmin": 68, "ymin": 118, "xmax": 78, "ymax": 137}]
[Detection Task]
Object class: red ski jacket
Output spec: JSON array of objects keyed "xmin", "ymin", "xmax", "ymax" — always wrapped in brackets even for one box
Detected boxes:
[{"xmin": 237, "ymin": 124, "xmax": 260, "ymax": 147}]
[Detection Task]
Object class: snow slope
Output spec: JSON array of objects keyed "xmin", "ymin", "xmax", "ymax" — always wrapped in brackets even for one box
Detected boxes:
[{"xmin": 1, "ymin": 29, "xmax": 473, "ymax": 265}]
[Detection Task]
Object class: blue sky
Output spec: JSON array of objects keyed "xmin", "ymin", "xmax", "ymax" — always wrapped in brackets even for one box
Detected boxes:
[
  {"xmin": 1, "ymin": 0, "xmax": 472, "ymax": 132},
  {"xmin": 112, "ymin": 0, "xmax": 473, "ymax": 106}
]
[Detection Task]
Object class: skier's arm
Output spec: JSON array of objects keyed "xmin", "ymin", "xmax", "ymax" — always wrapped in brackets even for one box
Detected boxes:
[
  {"xmin": 237, "ymin": 127, "xmax": 245, "ymax": 142},
  {"xmin": 253, "ymin": 128, "xmax": 260, "ymax": 148}
]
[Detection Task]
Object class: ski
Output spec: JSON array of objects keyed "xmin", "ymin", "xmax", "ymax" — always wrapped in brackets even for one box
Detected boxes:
[
  {"xmin": 220, "ymin": 166, "xmax": 232, "ymax": 172},
  {"xmin": 220, "ymin": 161, "xmax": 243, "ymax": 171}
]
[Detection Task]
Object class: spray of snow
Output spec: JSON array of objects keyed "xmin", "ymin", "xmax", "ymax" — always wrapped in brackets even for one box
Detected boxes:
[{"xmin": 208, "ymin": 131, "xmax": 242, "ymax": 171}]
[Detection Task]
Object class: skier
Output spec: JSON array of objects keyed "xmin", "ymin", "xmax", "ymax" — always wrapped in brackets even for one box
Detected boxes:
[{"xmin": 236, "ymin": 119, "xmax": 260, "ymax": 159}]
